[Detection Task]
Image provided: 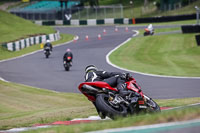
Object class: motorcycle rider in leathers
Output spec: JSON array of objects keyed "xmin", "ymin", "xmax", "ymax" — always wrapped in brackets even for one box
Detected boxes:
[
  {"xmin": 84, "ymin": 64, "xmax": 130, "ymax": 118},
  {"xmin": 44, "ymin": 39, "xmax": 53, "ymax": 52},
  {"xmin": 63, "ymin": 49, "xmax": 73, "ymax": 66},
  {"xmin": 85, "ymin": 65, "xmax": 129, "ymax": 93}
]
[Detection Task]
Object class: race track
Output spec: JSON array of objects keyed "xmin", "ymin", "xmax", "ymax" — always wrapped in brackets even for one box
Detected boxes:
[{"xmin": 0, "ymin": 25, "xmax": 200, "ymax": 99}]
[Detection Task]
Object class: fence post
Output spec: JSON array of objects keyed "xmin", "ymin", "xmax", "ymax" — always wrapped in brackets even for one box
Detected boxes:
[
  {"xmin": 121, "ymin": 5, "xmax": 123, "ymax": 18},
  {"xmin": 96, "ymin": 7, "xmax": 97, "ymax": 19},
  {"xmin": 78, "ymin": 7, "xmax": 80, "ymax": 19},
  {"xmin": 87, "ymin": 7, "xmax": 89, "ymax": 19},
  {"xmin": 104, "ymin": 7, "xmax": 106, "ymax": 18}
]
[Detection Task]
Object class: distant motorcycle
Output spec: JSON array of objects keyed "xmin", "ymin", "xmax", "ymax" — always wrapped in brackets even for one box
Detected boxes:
[
  {"xmin": 144, "ymin": 24, "xmax": 154, "ymax": 36},
  {"xmin": 63, "ymin": 56, "xmax": 72, "ymax": 71},
  {"xmin": 44, "ymin": 47, "xmax": 51, "ymax": 58},
  {"xmin": 78, "ymin": 75, "xmax": 160, "ymax": 119}
]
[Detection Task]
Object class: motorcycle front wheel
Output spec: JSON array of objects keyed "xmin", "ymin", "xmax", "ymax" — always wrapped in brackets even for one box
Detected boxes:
[
  {"xmin": 96, "ymin": 94, "xmax": 127, "ymax": 119},
  {"xmin": 144, "ymin": 95, "xmax": 160, "ymax": 112}
]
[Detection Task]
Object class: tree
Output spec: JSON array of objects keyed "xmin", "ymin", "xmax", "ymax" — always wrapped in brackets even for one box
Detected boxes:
[
  {"xmin": 144, "ymin": 0, "xmax": 148, "ymax": 7},
  {"xmin": 89, "ymin": 0, "xmax": 99, "ymax": 8}
]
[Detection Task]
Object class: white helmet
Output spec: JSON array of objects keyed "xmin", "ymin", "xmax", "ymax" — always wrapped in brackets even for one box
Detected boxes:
[
  {"xmin": 46, "ymin": 40, "xmax": 50, "ymax": 43},
  {"xmin": 85, "ymin": 65, "xmax": 98, "ymax": 74}
]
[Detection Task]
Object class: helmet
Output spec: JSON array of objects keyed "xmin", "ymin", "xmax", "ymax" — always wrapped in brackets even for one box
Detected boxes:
[
  {"xmin": 66, "ymin": 48, "xmax": 71, "ymax": 52},
  {"xmin": 46, "ymin": 40, "xmax": 50, "ymax": 43},
  {"xmin": 85, "ymin": 65, "xmax": 98, "ymax": 73}
]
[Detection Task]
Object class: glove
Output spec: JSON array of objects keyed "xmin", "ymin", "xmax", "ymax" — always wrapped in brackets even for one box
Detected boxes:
[{"xmin": 125, "ymin": 73, "xmax": 131, "ymax": 81}]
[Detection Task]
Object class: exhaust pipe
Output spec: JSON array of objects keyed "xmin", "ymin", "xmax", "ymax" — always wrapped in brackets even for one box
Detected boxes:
[{"xmin": 82, "ymin": 84, "xmax": 101, "ymax": 92}]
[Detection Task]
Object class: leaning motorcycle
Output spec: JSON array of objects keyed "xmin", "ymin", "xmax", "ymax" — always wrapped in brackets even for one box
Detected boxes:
[
  {"xmin": 44, "ymin": 46, "xmax": 51, "ymax": 58},
  {"xmin": 78, "ymin": 76, "xmax": 160, "ymax": 119},
  {"xmin": 144, "ymin": 28, "xmax": 154, "ymax": 36},
  {"xmin": 63, "ymin": 56, "xmax": 72, "ymax": 71}
]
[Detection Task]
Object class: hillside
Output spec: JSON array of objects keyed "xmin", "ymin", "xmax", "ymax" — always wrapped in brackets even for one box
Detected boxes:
[{"xmin": 0, "ymin": 10, "xmax": 55, "ymax": 44}]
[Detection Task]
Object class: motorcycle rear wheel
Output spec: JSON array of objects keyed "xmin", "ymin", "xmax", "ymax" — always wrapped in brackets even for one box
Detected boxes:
[
  {"xmin": 45, "ymin": 54, "xmax": 49, "ymax": 58},
  {"xmin": 64, "ymin": 64, "xmax": 70, "ymax": 71},
  {"xmin": 96, "ymin": 94, "xmax": 127, "ymax": 119},
  {"xmin": 45, "ymin": 52, "xmax": 50, "ymax": 58}
]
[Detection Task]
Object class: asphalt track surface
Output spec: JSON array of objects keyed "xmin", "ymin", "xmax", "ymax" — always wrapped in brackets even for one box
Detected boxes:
[{"xmin": 0, "ymin": 25, "xmax": 200, "ymax": 99}]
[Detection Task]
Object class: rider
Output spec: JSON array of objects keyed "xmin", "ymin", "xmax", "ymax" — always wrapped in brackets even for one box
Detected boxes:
[
  {"xmin": 84, "ymin": 65, "xmax": 131, "ymax": 119},
  {"xmin": 63, "ymin": 48, "xmax": 73, "ymax": 66},
  {"xmin": 44, "ymin": 39, "xmax": 53, "ymax": 52},
  {"xmin": 145, "ymin": 24, "xmax": 154, "ymax": 35},
  {"xmin": 84, "ymin": 64, "xmax": 130, "ymax": 96}
]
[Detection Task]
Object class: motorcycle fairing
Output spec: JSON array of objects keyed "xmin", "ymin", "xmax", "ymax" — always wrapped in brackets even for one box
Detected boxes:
[
  {"xmin": 79, "ymin": 81, "xmax": 118, "ymax": 91},
  {"xmin": 126, "ymin": 80, "xmax": 143, "ymax": 97},
  {"xmin": 79, "ymin": 81, "xmax": 118, "ymax": 102}
]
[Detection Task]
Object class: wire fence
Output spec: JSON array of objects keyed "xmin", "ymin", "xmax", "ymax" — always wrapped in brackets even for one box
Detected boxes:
[{"xmin": 10, "ymin": 5, "xmax": 124, "ymax": 21}]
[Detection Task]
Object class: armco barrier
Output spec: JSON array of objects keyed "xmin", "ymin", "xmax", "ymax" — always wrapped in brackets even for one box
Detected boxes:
[
  {"xmin": 195, "ymin": 34, "xmax": 200, "ymax": 46},
  {"xmin": 34, "ymin": 14, "xmax": 196, "ymax": 26},
  {"xmin": 135, "ymin": 14, "xmax": 196, "ymax": 24},
  {"xmin": 2, "ymin": 31, "xmax": 60, "ymax": 51},
  {"xmin": 35, "ymin": 18, "xmax": 132, "ymax": 25},
  {"xmin": 181, "ymin": 25, "xmax": 200, "ymax": 33}
]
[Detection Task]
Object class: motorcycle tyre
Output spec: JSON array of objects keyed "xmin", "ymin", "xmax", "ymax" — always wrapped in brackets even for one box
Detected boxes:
[
  {"xmin": 45, "ymin": 54, "xmax": 49, "ymax": 58},
  {"xmin": 144, "ymin": 95, "xmax": 160, "ymax": 113},
  {"xmin": 64, "ymin": 64, "xmax": 70, "ymax": 71},
  {"xmin": 96, "ymin": 94, "xmax": 127, "ymax": 119},
  {"xmin": 45, "ymin": 51, "xmax": 50, "ymax": 58},
  {"xmin": 144, "ymin": 32, "xmax": 149, "ymax": 36}
]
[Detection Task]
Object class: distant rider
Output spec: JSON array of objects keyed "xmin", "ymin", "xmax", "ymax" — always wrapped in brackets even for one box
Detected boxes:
[
  {"xmin": 44, "ymin": 39, "xmax": 53, "ymax": 52},
  {"xmin": 63, "ymin": 49, "xmax": 73, "ymax": 66}
]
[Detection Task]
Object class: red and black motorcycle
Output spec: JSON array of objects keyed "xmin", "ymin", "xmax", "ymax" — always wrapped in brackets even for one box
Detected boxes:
[
  {"xmin": 63, "ymin": 56, "xmax": 72, "ymax": 71},
  {"xmin": 78, "ymin": 76, "xmax": 160, "ymax": 119}
]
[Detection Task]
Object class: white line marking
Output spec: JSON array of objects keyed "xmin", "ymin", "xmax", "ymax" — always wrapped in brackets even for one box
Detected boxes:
[
  {"xmin": 106, "ymin": 30, "xmax": 200, "ymax": 79},
  {"xmin": 0, "ymin": 77, "xmax": 9, "ymax": 82}
]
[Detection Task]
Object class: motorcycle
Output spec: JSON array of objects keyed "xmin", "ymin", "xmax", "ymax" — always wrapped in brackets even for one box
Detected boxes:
[
  {"xmin": 144, "ymin": 24, "xmax": 154, "ymax": 36},
  {"xmin": 63, "ymin": 56, "xmax": 72, "ymax": 71},
  {"xmin": 44, "ymin": 47, "xmax": 51, "ymax": 58},
  {"xmin": 78, "ymin": 76, "xmax": 160, "ymax": 119}
]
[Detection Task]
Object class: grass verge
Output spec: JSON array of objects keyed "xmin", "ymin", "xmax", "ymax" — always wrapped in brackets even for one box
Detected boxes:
[
  {"xmin": 0, "ymin": 10, "xmax": 55, "ymax": 44},
  {"xmin": 109, "ymin": 32, "xmax": 200, "ymax": 77},
  {"xmin": 0, "ymin": 79, "xmax": 200, "ymax": 131},
  {"xmin": 0, "ymin": 80, "xmax": 96, "ymax": 130},
  {"xmin": 24, "ymin": 104, "xmax": 200, "ymax": 133}
]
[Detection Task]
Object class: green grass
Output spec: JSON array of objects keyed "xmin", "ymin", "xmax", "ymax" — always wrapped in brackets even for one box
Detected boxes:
[
  {"xmin": 1, "ymin": 79, "xmax": 200, "ymax": 131},
  {"xmin": 154, "ymin": 27, "xmax": 181, "ymax": 33},
  {"xmin": 0, "ymin": 80, "xmax": 96, "ymax": 130},
  {"xmin": 109, "ymin": 32, "xmax": 200, "ymax": 77},
  {"xmin": 24, "ymin": 105, "xmax": 200, "ymax": 133},
  {"xmin": 136, "ymin": 27, "xmax": 181, "ymax": 35},
  {"xmin": 0, "ymin": 10, "xmax": 55, "ymax": 44}
]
